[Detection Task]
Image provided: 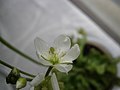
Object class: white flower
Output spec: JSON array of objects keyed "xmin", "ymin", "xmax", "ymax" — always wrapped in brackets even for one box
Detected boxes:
[
  {"xmin": 34, "ymin": 35, "xmax": 80, "ymax": 73},
  {"xmin": 30, "ymin": 35, "xmax": 80, "ymax": 90}
]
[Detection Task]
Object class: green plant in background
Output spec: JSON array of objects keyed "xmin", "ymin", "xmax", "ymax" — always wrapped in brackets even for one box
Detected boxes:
[{"xmin": 58, "ymin": 29, "xmax": 120, "ymax": 90}]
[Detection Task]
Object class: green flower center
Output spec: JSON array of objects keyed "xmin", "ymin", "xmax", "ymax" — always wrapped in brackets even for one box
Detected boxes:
[
  {"xmin": 40, "ymin": 47, "xmax": 60, "ymax": 65},
  {"xmin": 49, "ymin": 47, "xmax": 60, "ymax": 65}
]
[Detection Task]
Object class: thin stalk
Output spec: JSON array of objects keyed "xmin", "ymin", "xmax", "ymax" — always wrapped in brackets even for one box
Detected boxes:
[
  {"xmin": 78, "ymin": 35, "xmax": 87, "ymax": 59},
  {"xmin": 45, "ymin": 66, "xmax": 53, "ymax": 77},
  {"xmin": 0, "ymin": 36, "xmax": 45, "ymax": 66},
  {"xmin": 0, "ymin": 59, "xmax": 35, "ymax": 77},
  {"xmin": 24, "ymin": 77, "xmax": 33, "ymax": 81}
]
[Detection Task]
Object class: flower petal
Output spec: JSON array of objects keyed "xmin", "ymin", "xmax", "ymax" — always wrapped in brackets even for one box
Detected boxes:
[
  {"xmin": 55, "ymin": 64, "xmax": 73, "ymax": 73},
  {"xmin": 51, "ymin": 73, "xmax": 60, "ymax": 90},
  {"xmin": 54, "ymin": 35, "xmax": 71, "ymax": 53},
  {"xmin": 34, "ymin": 37, "xmax": 49, "ymax": 55},
  {"xmin": 30, "ymin": 74, "xmax": 44, "ymax": 87},
  {"xmin": 37, "ymin": 53, "xmax": 52, "ymax": 66},
  {"xmin": 61, "ymin": 44, "xmax": 80, "ymax": 63}
]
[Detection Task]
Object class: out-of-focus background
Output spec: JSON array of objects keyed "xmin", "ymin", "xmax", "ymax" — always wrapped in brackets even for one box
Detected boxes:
[
  {"xmin": 0, "ymin": 0, "xmax": 120, "ymax": 90},
  {"xmin": 71, "ymin": 0, "xmax": 120, "ymax": 44}
]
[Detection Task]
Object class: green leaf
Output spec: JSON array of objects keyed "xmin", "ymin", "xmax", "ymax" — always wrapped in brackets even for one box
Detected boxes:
[{"xmin": 96, "ymin": 64, "xmax": 106, "ymax": 74}]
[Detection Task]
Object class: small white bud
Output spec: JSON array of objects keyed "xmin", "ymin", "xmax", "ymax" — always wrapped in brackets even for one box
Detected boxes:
[{"xmin": 16, "ymin": 77, "xmax": 27, "ymax": 89}]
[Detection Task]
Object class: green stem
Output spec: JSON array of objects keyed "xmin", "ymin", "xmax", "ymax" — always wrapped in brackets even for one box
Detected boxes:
[
  {"xmin": 0, "ymin": 59, "xmax": 35, "ymax": 77},
  {"xmin": 24, "ymin": 77, "xmax": 33, "ymax": 81},
  {"xmin": 45, "ymin": 66, "xmax": 53, "ymax": 77},
  {"xmin": 0, "ymin": 36, "xmax": 45, "ymax": 66},
  {"xmin": 78, "ymin": 36, "xmax": 87, "ymax": 59}
]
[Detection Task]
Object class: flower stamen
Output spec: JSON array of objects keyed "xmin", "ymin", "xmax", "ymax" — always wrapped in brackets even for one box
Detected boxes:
[
  {"xmin": 49, "ymin": 47, "xmax": 55, "ymax": 54},
  {"xmin": 41, "ymin": 55, "xmax": 49, "ymax": 61}
]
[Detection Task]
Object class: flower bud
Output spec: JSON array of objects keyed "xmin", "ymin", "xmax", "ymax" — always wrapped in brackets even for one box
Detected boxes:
[
  {"xmin": 78, "ymin": 28, "xmax": 86, "ymax": 35},
  {"xmin": 6, "ymin": 68, "xmax": 20, "ymax": 84},
  {"xmin": 16, "ymin": 77, "xmax": 27, "ymax": 89}
]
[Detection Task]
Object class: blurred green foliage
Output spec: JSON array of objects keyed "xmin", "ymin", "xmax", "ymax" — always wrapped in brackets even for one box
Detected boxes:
[{"xmin": 58, "ymin": 29, "xmax": 120, "ymax": 90}]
